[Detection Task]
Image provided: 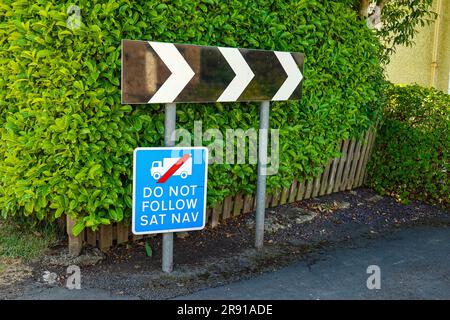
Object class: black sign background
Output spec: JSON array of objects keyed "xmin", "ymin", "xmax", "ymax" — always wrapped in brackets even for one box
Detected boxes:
[{"xmin": 122, "ymin": 40, "xmax": 304, "ymax": 104}]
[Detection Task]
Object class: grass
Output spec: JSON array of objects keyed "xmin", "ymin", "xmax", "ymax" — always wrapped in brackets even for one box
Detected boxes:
[{"xmin": 0, "ymin": 220, "xmax": 59, "ymax": 263}]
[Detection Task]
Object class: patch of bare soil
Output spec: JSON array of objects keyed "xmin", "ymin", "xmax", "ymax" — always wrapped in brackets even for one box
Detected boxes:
[{"xmin": 0, "ymin": 258, "xmax": 32, "ymax": 290}]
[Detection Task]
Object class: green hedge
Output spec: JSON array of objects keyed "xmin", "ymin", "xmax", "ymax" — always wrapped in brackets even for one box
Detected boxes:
[
  {"xmin": 0, "ymin": 0, "xmax": 384, "ymax": 234},
  {"xmin": 368, "ymin": 84, "xmax": 449, "ymax": 208}
]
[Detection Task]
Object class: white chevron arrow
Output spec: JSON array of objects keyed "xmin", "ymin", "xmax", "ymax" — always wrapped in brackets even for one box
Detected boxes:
[
  {"xmin": 148, "ymin": 42, "xmax": 195, "ymax": 103},
  {"xmin": 271, "ymin": 52, "xmax": 303, "ymax": 101},
  {"xmin": 217, "ymin": 47, "xmax": 255, "ymax": 102}
]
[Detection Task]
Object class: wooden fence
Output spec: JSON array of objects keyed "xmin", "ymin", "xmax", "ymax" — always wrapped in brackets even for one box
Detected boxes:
[{"xmin": 67, "ymin": 128, "xmax": 377, "ymax": 255}]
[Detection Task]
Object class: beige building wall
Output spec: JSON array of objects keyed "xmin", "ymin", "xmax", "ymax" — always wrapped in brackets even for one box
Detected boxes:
[{"xmin": 386, "ymin": 0, "xmax": 450, "ymax": 93}]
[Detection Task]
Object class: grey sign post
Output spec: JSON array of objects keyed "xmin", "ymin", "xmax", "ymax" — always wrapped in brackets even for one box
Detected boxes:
[
  {"xmin": 255, "ymin": 101, "xmax": 270, "ymax": 249},
  {"xmin": 122, "ymin": 40, "xmax": 304, "ymax": 272},
  {"xmin": 162, "ymin": 103, "xmax": 176, "ymax": 273}
]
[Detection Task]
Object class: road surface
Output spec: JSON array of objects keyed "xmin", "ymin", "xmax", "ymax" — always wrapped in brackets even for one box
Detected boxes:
[{"xmin": 179, "ymin": 226, "xmax": 450, "ymax": 300}]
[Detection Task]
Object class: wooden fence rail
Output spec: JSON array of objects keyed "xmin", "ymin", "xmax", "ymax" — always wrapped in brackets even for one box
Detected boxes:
[{"xmin": 67, "ymin": 129, "xmax": 376, "ymax": 254}]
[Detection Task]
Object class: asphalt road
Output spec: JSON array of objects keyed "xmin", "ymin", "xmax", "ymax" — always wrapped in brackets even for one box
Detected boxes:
[
  {"xmin": 179, "ymin": 226, "xmax": 450, "ymax": 300},
  {"xmin": 16, "ymin": 226, "xmax": 450, "ymax": 300}
]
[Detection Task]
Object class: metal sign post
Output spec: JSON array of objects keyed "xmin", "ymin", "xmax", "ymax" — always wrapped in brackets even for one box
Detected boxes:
[
  {"xmin": 255, "ymin": 101, "xmax": 270, "ymax": 249},
  {"xmin": 163, "ymin": 103, "xmax": 176, "ymax": 273},
  {"xmin": 122, "ymin": 40, "xmax": 304, "ymax": 272}
]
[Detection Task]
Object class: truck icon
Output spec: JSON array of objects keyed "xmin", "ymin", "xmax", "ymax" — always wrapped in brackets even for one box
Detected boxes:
[{"xmin": 150, "ymin": 157, "xmax": 192, "ymax": 180}]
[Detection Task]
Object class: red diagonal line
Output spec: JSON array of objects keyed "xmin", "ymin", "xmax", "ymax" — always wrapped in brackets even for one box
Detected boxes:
[{"xmin": 157, "ymin": 154, "xmax": 191, "ymax": 184}]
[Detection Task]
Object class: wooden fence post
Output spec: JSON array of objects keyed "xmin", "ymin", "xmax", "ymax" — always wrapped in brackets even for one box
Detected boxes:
[
  {"xmin": 327, "ymin": 141, "xmax": 344, "ymax": 194},
  {"xmin": 271, "ymin": 189, "xmax": 281, "ymax": 207},
  {"xmin": 222, "ymin": 196, "xmax": 233, "ymax": 220},
  {"xmin": 66, "ymin": 215, "xmax": 83, "ymax": 256},
  {"xmin": 211, "ymin": 202, "xmax": 222, "ymax": 228},
  {"xmin": 116, "ymin": 223, "xmax": 129, "ymax": 244},
  {"xmin": 99, "ymin": 224, "xmax": 113, "ymax": 251},
  {"xmin": 265, "ymin": 194, "xmax": 272, "ymax": 208},
  {"xmin": 340, "ymin": 139, "xmax": 356, "ymax": 191},
  {"xmin": 288, "ymin": 180, "xmax": 298, "ymax": 203},
  {"xmin": 363, "ymin": 128, "xmax": 377, "ymax": 184},
  {"xmin": 304, "ymin": 179, "xmax": 314, "ymax": 199},
  {"xmin": 311, "ymin": 176, "xmax": 321, "ymax": 198},
  {"xmin": 243, "ymin": 194, "xmax": 254, "ymax": 214},
  {"xmin": 296, "ymin": 180, "xmax": 306, "ymax": 201},
  {"xmin": 347, "ymin": 139, "xmax": 363, "ymax": 190},
  {"xmin": 353, "ymin": 130, "xmax": 371, "ymax": 188},
  {"xmin": 205, "ymin": 208, "xmax": 212, "ymax": 225},
  {"xmin": 280, "ymin": 187, "xmax": 290, "ymax": 205},
  {"xmin": 233, "ymin": 194, "xmax": 244, "ymax": 217},
  {"xmin": 333, "ymin": 140, "xmax": 349, "ymax": 192},
  {"xmin": 319, "ymin": 159, "xmax": 333, "ymax": 196},
  {"xmin": 86, "ymin": 228, "xmax": 96, "ymax": 247}
]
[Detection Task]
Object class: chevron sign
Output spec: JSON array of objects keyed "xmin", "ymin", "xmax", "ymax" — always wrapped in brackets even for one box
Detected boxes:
[{"xmin": 121, "ymin": 40, "xmax": 304, "ymax": 104}]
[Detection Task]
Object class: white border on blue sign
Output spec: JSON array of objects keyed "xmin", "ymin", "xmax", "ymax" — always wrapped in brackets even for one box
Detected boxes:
[{"xmin": 132, "ymin": 146, "xmax": 209, "ymax": 235}]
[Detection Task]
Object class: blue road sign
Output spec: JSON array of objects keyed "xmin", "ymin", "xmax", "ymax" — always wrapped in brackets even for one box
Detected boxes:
[{"xmin": 132, "ymin": 147, "xmax": 208, "ymax": 235}]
